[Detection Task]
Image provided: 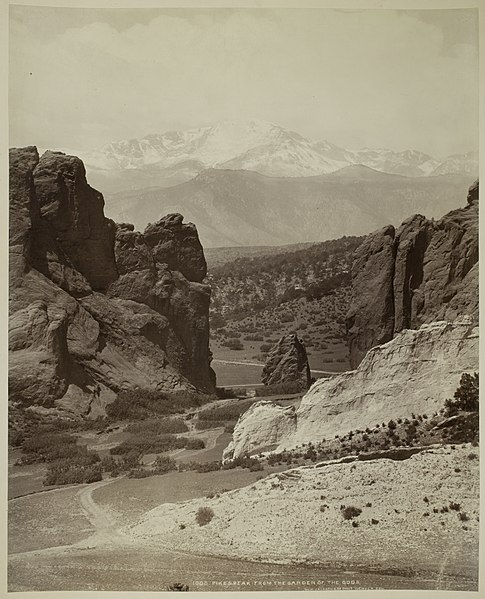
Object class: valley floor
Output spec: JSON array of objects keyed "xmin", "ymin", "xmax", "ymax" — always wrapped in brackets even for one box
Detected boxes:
[{"xmin": 8, "ymin": 435, "xmax": 479, "ymax": 592}]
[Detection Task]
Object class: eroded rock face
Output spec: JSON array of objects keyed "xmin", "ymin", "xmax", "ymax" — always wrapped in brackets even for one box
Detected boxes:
[
  {"xmin": 345, "ymin": 226, "xmax": 396, "ymax": 369},
  {"xmin": 226, "ymin": 318, "xmax": 478, "ymax": 459},
  {"xmin": 222, "ymin": 401, "xmax": 296, "ymax": 462},
  {"xmin": 261, "ymin": 334, "xmax": 311, "ymax": 389},
  {"xmin": 346, "ymin": 180, "xmax": 479, "ymax": 367},
  {"xmin": 9, "ymin": 147, "xmax": 215, "ymax": 418}
]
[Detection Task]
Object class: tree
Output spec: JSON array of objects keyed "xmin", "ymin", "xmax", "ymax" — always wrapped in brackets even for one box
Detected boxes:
[{"xmin": 445, "ymin": 372, "xmax": 479, "ymax": 415}]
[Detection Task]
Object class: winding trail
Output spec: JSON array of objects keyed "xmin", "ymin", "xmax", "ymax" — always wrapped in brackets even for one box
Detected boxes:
[{"xmin": 76, "ymin": 478, "xmax": 126, "ymax": 546}]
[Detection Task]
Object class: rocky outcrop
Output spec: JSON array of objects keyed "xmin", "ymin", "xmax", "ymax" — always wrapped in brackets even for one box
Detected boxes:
[
  {"xmin": 9, "ymin": 147, "xmax": 215, "ymax": 418},
  {"xmin": 346, "ymin": 180, "xmax": 478, "ymax": 367},
  {"xmin": 226, "ymin": 318, "xmax": 478, "ymax": 459},
  {"xmin": 261, "ymin": 334, "xmax": 311, "ymax": 389},
  {"xmin": 222, "ymin": 401, "xmax": 296, "ymax": 462}
]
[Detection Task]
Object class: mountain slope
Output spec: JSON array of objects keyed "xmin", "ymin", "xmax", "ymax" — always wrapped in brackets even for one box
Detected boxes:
[
  {"xmin": 106, "ymin": 167, "xmax": 475, "ymax": 247},
  {"xmin": 60, "ymin": 120, "xmax": 477, "ymax": 194}
]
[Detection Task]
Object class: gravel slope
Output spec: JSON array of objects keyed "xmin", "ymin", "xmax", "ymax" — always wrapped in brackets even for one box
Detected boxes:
[{"xmin": 126, "ymin": 444, "xmax": 479, "ymax": 581}]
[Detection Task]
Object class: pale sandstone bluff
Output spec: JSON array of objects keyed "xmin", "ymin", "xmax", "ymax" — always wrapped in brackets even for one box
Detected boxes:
[
  {"xmin": 222, "ymin": 401, "xmax": 296, "ymax": 462},
  {"xmin": 127, "ymin": 445, "xmax": 479, "ymax": 580},
  {"xmin": 347, "ymin": 180, "xmax": 478, "ymax": 367},
  {"xmin": 225, "ymin": 318, "xmax": 477, "ymax": 459},
  {"xmin": 9, "ymin": 147, "xmax": 215, "ymax": 418},
  {"xmin": 261, "ymin": 333, "xmax": 311, "ymax": 388}
]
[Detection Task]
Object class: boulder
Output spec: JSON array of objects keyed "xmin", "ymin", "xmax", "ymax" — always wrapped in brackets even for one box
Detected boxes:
[
  {"xmin": 222, "ymin": 401, "xmax": 296, "ymax": 462},
  {"xmin": 9, "ymin": 147, "xmax": 215, "ymax": 418},
  {"xmin": 346, "ymin": 180, "xmax": 478, "ymax": 367},
  {"xmin": 261, "ymin": 333, "xmax": 311, "ymax": 389},
  {"xmin": 226, "ymin": 318, "xmax": 478, "ymax": 459}
]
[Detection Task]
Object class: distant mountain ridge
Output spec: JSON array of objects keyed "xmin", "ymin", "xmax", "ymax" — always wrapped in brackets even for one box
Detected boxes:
[
  {"xmin": 54, "ymin": 120, "xmax": 478, "ymax": 193},
  {"xmin": 105, "ymin": 166, "xmax": 476, "ymax": 247}
]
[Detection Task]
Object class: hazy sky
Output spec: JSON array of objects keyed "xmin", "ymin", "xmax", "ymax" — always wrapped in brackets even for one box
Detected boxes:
[{"xmin": 9, "ymin": 7, "xmax": 478, "ymax": 158}]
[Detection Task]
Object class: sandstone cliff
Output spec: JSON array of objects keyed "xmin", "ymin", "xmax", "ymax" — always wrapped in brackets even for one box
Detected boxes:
[
  {"xmin": 9, "ymin": 147, "xmax": 215, "ymax": 418},
  {"xmin": 346, "ymin": 180, "xmax": 478, "ymax": 367},
  {"xmin": 261, "ymin": 334, "xmax": 311, "ymax": 388},
  {"xmin": 226, "ymin": 318, "xmax": 478, "ymax": 459}
]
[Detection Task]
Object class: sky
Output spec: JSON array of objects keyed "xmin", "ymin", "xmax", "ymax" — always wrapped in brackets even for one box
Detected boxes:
[{"xmin": 9, "ymin": 7, "xmax": 478, "ymax": 158}]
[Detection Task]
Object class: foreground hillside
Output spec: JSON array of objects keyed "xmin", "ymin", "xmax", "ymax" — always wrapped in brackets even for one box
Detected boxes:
[
  {"xmin": 103, "ymin": 167, "xmax": 475, "ymax": 247},
  {"xmin": 127, "ymin": 444, "xmax": 479, "ymax": 584}
]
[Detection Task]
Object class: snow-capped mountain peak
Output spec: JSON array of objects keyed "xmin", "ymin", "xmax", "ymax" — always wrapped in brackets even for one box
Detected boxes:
[{"xmin": 70, "ymin": 120, "xmax": 477, "ymax": 182}]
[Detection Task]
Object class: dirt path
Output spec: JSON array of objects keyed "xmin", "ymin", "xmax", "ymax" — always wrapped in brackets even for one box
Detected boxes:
[{"xmin": 76, "ymin": 478, "xmax": 126, "ymax": 546}]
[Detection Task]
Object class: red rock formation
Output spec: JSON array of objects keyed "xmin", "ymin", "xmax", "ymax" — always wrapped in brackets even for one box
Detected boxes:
[
  {"xmin": 9, "ymin": 148, "xmax": 215, "ymax": 418},
  {"xmin": 261, "ymin": 333, "xmax": 311, "ymax": 389},
  {"xmin": 347, "ymin": 180, "xmax": 478, "ymax": 368}
]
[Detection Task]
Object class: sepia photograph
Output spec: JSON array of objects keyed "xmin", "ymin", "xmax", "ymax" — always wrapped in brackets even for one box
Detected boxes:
[{"xmin": 6, "ymin": 1, "xmax": 480, "ymax": 593}]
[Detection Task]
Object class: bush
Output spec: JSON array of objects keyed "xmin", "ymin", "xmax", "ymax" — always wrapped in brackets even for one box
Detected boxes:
[
  {"xmin": 340, "ymin": 506, "xmax": 362, "ymax": 520},
  {"xmin": 153, "ymin": 455, "xmax": 177, "ymax": 474},
  {"xmin": 194, "ymin": 461, "xmax": 222, "ymax": 473},
  {"xmin": 222, "ymin": 339, "xmax": 244, "ymax": 350},
  {"xmin": 110, "ymin": 433, "xmax": 196, "ymax": 456},
  {"xmin": 256, "ymin": 381, "xmax": 306, "ymax": 396},
  {"xmin": 44, "ymin": 462, "xmax": 102, "ymax": 486},
  {"xmin": 106, "ymin": 388, "xmax": 208, "ymax": 421},
  {"xmin": 195, "ymin": 420, "xmax": 225, "ymax": 430},
  {"xmin": 128, "ymin": 467, "xmax": 151, "ymax": 479},
  {"xmin": 126, "ymin": 418, "xmax": 188, "ymax": 435},
  {"xmin": 186, "ymin": 438, "xmax": 205, "ymax": 450},
  {"xmin": 196, "ymin": 507, "xmax": 214, "ymax": 526}
]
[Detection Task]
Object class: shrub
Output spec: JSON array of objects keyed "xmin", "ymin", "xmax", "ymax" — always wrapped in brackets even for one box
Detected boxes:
[
  {"xmin": 153, "ymin": 455, "xmax": 177, "ymax": 474},
  {"xmin": 222, "ymin": 339, "xmax": 244, "ymax": 350},
  {"xmin": 110, "ymin": 434, "xmax": 187, "ymax": 456},
  {"xmin": 449, "ymin": 502, "xmax": 461, "ymax": 512},
  {"xmin": 459, "ymin": 512, "xmax": 470, "ymax": 522},
  {"xmin": 194, "ymin": 461, "xmax": 222, "ymax": 473},
  {"xmin": 128, "ymin": 467, "xmax": 151, "ymax": 478},
  {"xmin": 195, "ymin": 420, "xmax": 225, "ymax": 430},
  {"xmin": 371, "ymin": 519, "xmax": 379, "ymax": 525},
  {"xmin": 167, "ymin": 583, "xmax": 189, "ymax": 592},
  {"xmin": 106, "ymin": 388, "xmax": 208, "ymax": 421},
  {"xmin": 186, "ymin": 438, "xmax": 205, "ymax": 450},
  {"xmin": 44, "ymin": 462, "xmax": 102, "ymax": 486},
  {"xmin": 256, "ymin": 381, "xmax": 305, "ymax": 396},
  {"xmin": 351, "ymin": 521, "xmax": 359, "ymax": 528},
  {"xmin": 126, "ymin": 418, "xmax": 188, "ymax": 435},
  {"xmin": 196, "ymin": 507, "xmax": 214, "ymax": 526},
  {"xmin": 340, "ymin": 506, "xmax": 362, "ymax": 520},
  {"xmin": 245, "ymin": 334, "xmax": 264, "ymax": 342}
]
